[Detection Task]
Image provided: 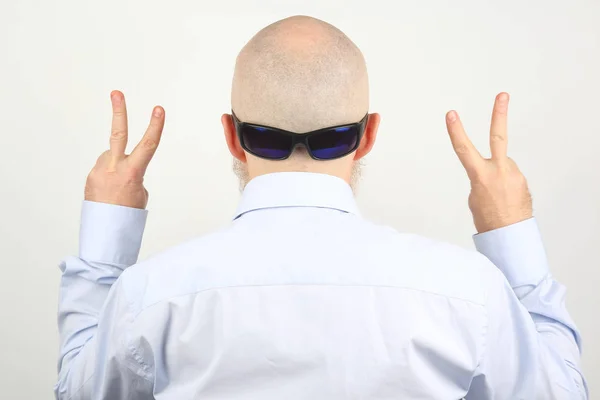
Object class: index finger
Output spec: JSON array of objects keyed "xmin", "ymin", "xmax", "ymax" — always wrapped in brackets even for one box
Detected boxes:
[
  {"xmin": 128, "ymin": 106, "xmax": 165, "ymax": 171},
  {"xmin": 489, "ymin": 92, "xmax": 509, "ymax": 161},
  {"xmin": 446, "ymin": 110, "xmax": 484, "ymax": 179},
  {"xmin": 110, "ymin": 90, "xmax": 128, "ymax": 157}
]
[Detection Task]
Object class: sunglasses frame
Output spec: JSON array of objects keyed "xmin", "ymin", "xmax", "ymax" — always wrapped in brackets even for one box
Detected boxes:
[{"xmin": 231, "ymin": 111, "xmax": 369, "ymax": 161}]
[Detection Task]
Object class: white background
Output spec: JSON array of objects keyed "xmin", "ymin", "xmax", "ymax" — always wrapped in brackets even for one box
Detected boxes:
[{"xmin": 1, "ymin": 0, "xmax": 598, "ymax": 398}]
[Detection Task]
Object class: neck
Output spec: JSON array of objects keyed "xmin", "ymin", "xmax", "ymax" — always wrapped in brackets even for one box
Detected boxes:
[{"xmin": 234, "ymin": 159, "xmax": 362, "ymax": 193}]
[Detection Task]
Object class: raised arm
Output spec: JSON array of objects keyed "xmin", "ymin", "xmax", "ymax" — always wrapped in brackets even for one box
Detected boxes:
[
  {"xmin": 55, "ymin": 91, "xmax": 164, "ymax": 399},
  {"xmin": 445, "ymin": 93, "xmax": 587, "ymax": 398}
]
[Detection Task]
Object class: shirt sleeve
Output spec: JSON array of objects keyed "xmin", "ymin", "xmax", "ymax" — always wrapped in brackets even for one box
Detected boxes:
[
  {"xmin": 55, "ymin": 201, "xmax": 152, "ymax": 399},
  {"xmin": 467, "ymin": 218, "xmax": 588, "ymax": 399}
]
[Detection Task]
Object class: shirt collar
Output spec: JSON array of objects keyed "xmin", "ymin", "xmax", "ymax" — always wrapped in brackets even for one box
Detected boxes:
[{"xmin": 234, "ymin": 172, "xmax": 360, "ymax": 219}]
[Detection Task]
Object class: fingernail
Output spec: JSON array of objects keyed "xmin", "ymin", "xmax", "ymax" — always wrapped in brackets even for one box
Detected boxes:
[
  {"xmin": 111, "ymin": 91, "xmax": 121, "ymax": 104},
  {"xmin": 447, "ymin": 111, "xmax": 457, "ymax": 123},
  {"xmin": 153, "ymin": 107, "xmax": 163, "ymax": 117},
  {"xmin": 498, "ymin": 93, "xmax": 509, "ymax": 104}
]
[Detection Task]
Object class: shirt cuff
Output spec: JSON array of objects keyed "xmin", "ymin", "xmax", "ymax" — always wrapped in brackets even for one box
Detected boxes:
[
  {"xmin": 473, "ymin": 217, "xmax": 549, "ymax": 289},
  {"xmin": 79, "ymin": 201, "xmax": 148, "ymax": 266}
]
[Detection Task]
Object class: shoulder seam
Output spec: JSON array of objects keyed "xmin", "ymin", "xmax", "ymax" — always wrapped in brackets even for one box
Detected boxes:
[{"xmin": 134, "ymin": 283, "xmax": 487, "ymax": 319}]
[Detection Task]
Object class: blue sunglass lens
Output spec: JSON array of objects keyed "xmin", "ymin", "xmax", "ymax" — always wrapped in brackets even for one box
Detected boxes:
[
  {"xmin": 240, "ymin": 122, "xmax": 361, "ymax": 160},
  {"xmin": 242, "ymin": 126, "xmax": 293, "ymax": 159},
  {"xmin": 308, "ymin": 126, "xmax": 359, "ymax": 159}
]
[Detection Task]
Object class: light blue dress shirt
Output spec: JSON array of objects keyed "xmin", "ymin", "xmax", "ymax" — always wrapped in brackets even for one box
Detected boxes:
[{"xmin": 55, "ymin": 172, "xmax": 587, "ymax": 399}]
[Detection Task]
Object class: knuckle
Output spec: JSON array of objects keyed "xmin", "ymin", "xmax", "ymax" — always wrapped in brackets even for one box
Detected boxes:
[
  {"xmin": 517, "ymin": 174, "xmax": 528, "ymax": 186},
  {"xmin": 507, "ymin": 157, "xmax": 520, "ymax": 168},
  {"xmin": 470, "ymin": 172, "xmax": 485, "ymax": 185},
  {"xmin": 126, "ymin": 166, "xmax": 143, "ymax": 181},
  {"xmin": 110, "ymin": 130, "xmax": 126, "ymax": 141},
  {"xmin": 141, "ymin": 138, "xmax": 157, "ymax": 150},
  {"xmin": 497, "ymin": 162, "xmax": 510, "ymax": 174},
  {"xmin": 86, "ymin": 169, "xmax": 98, "ymax": 181},
  {"xmin": 453, "ymin": 143, "xmax": 470, "ymax": 155},
  {"xmin": 95, "ymin": 151, "xmax": 109, "ymax": 165},
  {"xmin": 490, "ymin": 134, "xmax": 505, "ymax": 143}
]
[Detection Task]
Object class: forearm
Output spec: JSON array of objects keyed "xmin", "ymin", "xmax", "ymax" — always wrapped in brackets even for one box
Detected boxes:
[
  {"xmin": 473, "ymin": 218, "xmax": 587, "ymax": 398},
  {"xmin": 56, "ymin": 201, "xmax": 147, "ymax": 389},
  {"xmin": 523, "ymin": 276, "xmax": 586, "ymax": 396}
]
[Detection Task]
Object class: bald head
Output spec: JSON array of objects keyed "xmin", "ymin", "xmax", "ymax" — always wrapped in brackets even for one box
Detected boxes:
[
  {"xmin": 225, "ymin": 16, "xmax": 378, "ymax": 192},
  {"xmin": 231, "ymin": 16, "xmax": 369, "ymax": 132}
]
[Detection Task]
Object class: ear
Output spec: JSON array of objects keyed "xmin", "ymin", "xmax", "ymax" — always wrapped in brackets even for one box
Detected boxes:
[
  {"xmin": 354, "ymin": 113, "xmax": 380, "ymax": 160},
  {"xmin": 221, "ymin": 113, "xmax": 246, "ymax": 162}
]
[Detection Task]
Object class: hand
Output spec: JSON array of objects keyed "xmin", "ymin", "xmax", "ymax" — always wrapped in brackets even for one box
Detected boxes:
[
  {"xmin": 84, "ymin": 91, "xmax": 165, "ymax": 209},
  {"xmin": 445, "ymin": 93, "xmax": 532, "ymax": 233}
]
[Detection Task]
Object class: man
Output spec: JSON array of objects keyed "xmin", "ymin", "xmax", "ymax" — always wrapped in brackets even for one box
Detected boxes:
[{"xmin": 55, "ymin": 16, "xmax": 587, "ymax": 399}]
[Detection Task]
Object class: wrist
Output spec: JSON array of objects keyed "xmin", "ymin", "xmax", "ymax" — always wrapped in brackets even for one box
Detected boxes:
[
  {"xmin": 474, "ymin": 211, "xmax": 533, "ymax": 234},
  {"xmin": 84, "ymin": 187, "xmax": 148, "ymax": 210}
]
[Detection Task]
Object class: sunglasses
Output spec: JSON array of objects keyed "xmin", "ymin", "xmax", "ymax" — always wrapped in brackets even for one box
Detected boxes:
[{"xmin": 232, "ymin": 111, "xmax": 369, "ymax": 161}]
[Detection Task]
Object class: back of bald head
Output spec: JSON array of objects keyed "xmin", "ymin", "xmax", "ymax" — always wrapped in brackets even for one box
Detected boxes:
[{"xmin": 231, "ymin": 16, "xmax": 369, "ymax": 133}]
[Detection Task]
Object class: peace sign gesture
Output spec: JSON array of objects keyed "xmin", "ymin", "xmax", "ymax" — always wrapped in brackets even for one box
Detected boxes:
[
  {"xmin": 84, "ymin": 91, "xmax": 165, "ymax": 209},
  {"xmin": 446, "ymin": 93, "xmax": 533, "ymax": 233}
]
